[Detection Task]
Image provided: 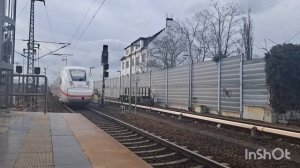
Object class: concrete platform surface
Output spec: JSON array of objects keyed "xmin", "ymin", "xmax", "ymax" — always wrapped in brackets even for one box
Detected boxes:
[{"xmin": 0, "ymin": 112, "xmax": 151, "ymax": 168}]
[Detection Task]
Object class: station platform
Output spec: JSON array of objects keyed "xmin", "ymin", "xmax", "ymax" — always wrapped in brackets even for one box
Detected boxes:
[{"xmin": 0, "ymin": 112, "xmax": 151, "ymax": 168}]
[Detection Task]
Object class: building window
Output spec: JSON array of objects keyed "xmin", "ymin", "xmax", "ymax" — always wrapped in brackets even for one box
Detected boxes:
[
  {"xmin": 132, "ymin": 58, "xmax": 134, "ymax": 66},
  {"xmin": 142, "ymin": 54, "xmax": 146, "ymax": 62},
  {"xmin": 136, "ymin": 57, "xmax": 140, "ymax": 65},
  {"xmin": 126, "ymin": 61, "xmax": 129, "ymax": 68},
  {"xmin": 2, "ymin": 22, "xmax": 14, "ymax": 64},
  {"xmin": 136, "ymin": 45, "xmax": 140, "ymax": 50},
  {"xmin": 122, "ymin": 62, "xmax": 124, "ymax": 69},
  {"xmin": 4, "ymin": 0, "xmax": 16, "ymax": 19},
  {"xmin": 139, "ymin": 40, "xmax": 143, "ymax": 48}
]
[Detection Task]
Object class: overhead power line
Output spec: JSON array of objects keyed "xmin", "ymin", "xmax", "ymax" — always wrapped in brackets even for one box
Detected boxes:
[
  {"xmin": 35, "ymin": 43, "xmax": 71, "ymax": 60},
  {"xmin": 20, "ymin": 39, "xmax": 68, "ymax": 44},
  {"xmin": 44, "ymin": 4, "xmax": 56, "ymax": 42},
  {"xmin": 71, "ymin": 0, "xmax": 107, "ymax": 50},
  {"xmin": 16, "ymin": 0, "xmax": 30, "ymax": 17},
  {"xmin": 68, "ymin": 0, "xmax": 100, "ymax": 46}
]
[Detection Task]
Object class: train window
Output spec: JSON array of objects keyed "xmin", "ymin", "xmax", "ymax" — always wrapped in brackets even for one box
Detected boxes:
[{"xmin": 70, "ymin": 69, "xmax": 86, "ymax": 81}]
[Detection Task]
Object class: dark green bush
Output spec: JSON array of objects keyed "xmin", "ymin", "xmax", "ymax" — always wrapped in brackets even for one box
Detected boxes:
[{"xmin": 265, "ymin": 44, "xmax": 300, "ymax": 114}]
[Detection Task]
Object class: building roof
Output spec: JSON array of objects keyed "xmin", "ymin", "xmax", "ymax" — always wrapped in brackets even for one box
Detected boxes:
[
  {"xmin": 124, "ymin": 28, "xmax": 165, "ymax": 50},
  {"xmin": 121, "ymin": 28, "xmax": 165, "ymax": 62},
  {"xmin": 143, "ymin": 28, "xmax": 164, "ymax": 48}
]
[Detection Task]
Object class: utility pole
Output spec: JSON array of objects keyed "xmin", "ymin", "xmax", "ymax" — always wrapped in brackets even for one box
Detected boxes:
[
  {"xmin": 50, "ymin": 53, "xmax": 73, "ymax": 67},
  {"xmin": 26, "ymin": 0, "xmax": 45, "ymax": 91},
  {"xmin": 24, "ymin": 0, "xmax": 45, "ymax": 110}
]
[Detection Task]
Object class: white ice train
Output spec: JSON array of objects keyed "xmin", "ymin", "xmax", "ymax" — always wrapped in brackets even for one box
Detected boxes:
[{"xmin": 51, "ymin": 66, "xmax": 94, "ymax": 104}]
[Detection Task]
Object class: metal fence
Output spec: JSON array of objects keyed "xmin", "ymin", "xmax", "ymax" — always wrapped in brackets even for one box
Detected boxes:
[
  {"xmin": 12, "ymin": 74, "xmax": 48, "ymax": 113},
  {"xmin": 94, "ymin": 56, "xmax": 269, "ymax": 116},
  {"xmin": 0, "ymin": 69, "xmax": 13, "ymax": 109}
]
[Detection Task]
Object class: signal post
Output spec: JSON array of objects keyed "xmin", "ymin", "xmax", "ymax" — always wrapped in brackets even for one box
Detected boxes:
[{"xmin": 101, "ymin": 45, "xmax": 109, "ymax": 106}]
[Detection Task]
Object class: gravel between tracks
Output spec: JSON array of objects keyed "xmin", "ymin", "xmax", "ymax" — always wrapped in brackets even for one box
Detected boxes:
[
  {"xmin": 89, "ymin": 103, "xmax": 300, "ymax": 168},
  {"xmin": 43, "ymin": 91, "xmax": 71, "ymax": 113}
]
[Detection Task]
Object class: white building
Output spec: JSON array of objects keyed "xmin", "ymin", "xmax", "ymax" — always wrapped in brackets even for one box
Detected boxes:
[{"xmin": 120, "ymin": 18, "xmax": 176, "ymax": 76}]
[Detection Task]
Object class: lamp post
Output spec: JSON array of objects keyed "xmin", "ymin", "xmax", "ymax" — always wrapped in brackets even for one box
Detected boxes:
[
  {"xmin": 129, "ymin": 43, "xmax": 140, "ymax": 112},
  {"xmin": 117, "ymin": 70, "xmax": 122, "ymax": 100},
  {"xmin": 129, "ymin": 54, "xmax": 132, "ymax": 112},
  {"xmin": 134, "ymin": 73, "xmax": 139, "ymax": 113},
  {"xmin": 89, "ymin": 66, "xmax": 95, "ymax": 76},
  {"xmin": 62, "ymin": 58, "xmax": 67, "ymax": 66}
]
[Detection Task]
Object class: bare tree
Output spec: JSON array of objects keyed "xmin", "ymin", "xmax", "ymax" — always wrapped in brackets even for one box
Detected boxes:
[
  {"xmin": 178, "ymin": 18, "xmax": 200, "ymax": 64},
  {"xmin": 148, "ymin": 28, "xmax": 186, "ymax": 69},
  {"xmin": 241, "ymin": 8, "xmax": 254, "ymax": 60},
  {"xmin": 147, "ymin": 2, "xmax": 244, "ymax": 66},
  {"xmin": 194, "ymin": 10, "xmax": 211, "ymax": 62},
  {"xmin": 205, "ymin": 2, "xmax": 243, "ymax": 62}
]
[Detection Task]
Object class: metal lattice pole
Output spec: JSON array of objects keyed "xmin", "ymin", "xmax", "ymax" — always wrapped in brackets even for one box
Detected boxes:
[
  {"xmin": 26, "ymin": 0, "xmax": 35, "ymax": 91},
  {"xmin": 25, "ymin": 0, "xmax": 44, "ymax": 109},
  {"xmin": 26, "ymin": 0, "xmax": 44, "ymax": 91}
]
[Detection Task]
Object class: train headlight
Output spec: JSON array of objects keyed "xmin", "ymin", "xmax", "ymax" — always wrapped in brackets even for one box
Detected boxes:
[
  {"xmin": 86, "ymin": 81, "xmax": 90, "ymax": 88},
  {"xmin": 69, "ymin": 81, "xmax": 74, "ymax": 87}
]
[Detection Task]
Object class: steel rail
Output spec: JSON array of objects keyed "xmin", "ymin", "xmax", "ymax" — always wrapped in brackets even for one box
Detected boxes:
[
  {"xmin": 105, "ymin": 100, "xmax": 300, "ymax": 140},
  {"xmin": 87, "ymin": 107, "xmax": 230, "ymax": 168}
]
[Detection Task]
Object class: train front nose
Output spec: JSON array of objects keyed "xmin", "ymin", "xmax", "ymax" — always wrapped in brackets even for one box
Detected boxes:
[{"xmin": 67, "ymin": 88, "xmax": 93, "ymax": 102}]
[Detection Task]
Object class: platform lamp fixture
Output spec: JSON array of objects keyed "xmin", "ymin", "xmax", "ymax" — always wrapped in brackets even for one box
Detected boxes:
[
  {"xmin": 101, "ymin": 45, "xmax": 109, "ymax": 106},
  {"xmin": 34, "ymin": 67, "xmax": 40, "ymax": 75},
  {"xmin": 16, "ymin": 66, "xmax": 23, "ymax": 74}
]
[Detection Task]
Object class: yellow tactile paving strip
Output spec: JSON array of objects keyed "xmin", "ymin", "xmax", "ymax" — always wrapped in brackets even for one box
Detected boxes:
[
  {"xmin": 14, "ymin": 113, "xmax": 54, "ymax": 168},
  {"xmin": 63, "ymin": 113, "xmax": 151, "ymax": 168}
]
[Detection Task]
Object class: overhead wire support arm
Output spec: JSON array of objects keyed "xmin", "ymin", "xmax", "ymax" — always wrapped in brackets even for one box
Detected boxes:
[
  {"xmin": 21, "ymin": 39, "xmax": 69, "ymax": 45},
  {"xmin": 34, "ymin": 43, "xmax": 71, "ymax": 60},
  {"xmin": 15, "ymin": 51, "xmax": 27, "ymax": 58},
  {"xmin": 50, "ymin": 53, "xmax": 73, "ymax": 56}
]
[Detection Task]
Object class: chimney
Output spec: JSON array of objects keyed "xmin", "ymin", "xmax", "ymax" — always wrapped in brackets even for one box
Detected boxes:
[{"xmin": 166, "ymin": 18, "xmax": 174, "ymax": 29}]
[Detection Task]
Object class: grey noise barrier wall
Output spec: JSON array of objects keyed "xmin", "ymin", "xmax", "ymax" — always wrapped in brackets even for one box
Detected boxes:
[{"xmin": 94, "ymin": 56, "xmax": 269, "ymax": 119}]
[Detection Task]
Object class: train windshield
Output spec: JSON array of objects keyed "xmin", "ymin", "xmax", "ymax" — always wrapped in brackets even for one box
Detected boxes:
[{"xmin": 69, "ymin": 69, "xmax": 87, "ymax": 81}]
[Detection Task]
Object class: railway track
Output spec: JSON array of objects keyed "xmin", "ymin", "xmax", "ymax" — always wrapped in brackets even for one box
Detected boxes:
[
  {"xmin": 105, "ymin": 100, "xmax": 300, "ymax": 141},
  {"xmin": 69, "ymin": 105, "xmax": 230, "ymax": 168}
]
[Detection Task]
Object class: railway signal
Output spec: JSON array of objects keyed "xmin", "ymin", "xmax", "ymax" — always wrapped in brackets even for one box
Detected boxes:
[
  {"xmin": 101, "ymin": 45, "xmax": 109, "ymax": 106},
  {"xmin": 103, "ymin": 63, "xmax": 109, "ymax": 77},
  {"xmin": 101, "ymin": 45, "xmax": 108, "ymax": 64},
  {"xmin": 102, "ymin": 45, "xmax": 109, "ymax": 77}
]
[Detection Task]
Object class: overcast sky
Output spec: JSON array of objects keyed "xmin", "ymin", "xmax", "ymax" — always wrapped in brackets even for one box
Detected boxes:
[{"xmin": 14, "ymin": 0, "xmax": 300, "ymax": 83}]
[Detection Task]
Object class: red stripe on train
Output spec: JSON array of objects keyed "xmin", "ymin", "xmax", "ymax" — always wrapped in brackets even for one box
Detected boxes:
[{"xmin": 59, "ymin": 87, "xmax": 92, "ymax": 98}]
